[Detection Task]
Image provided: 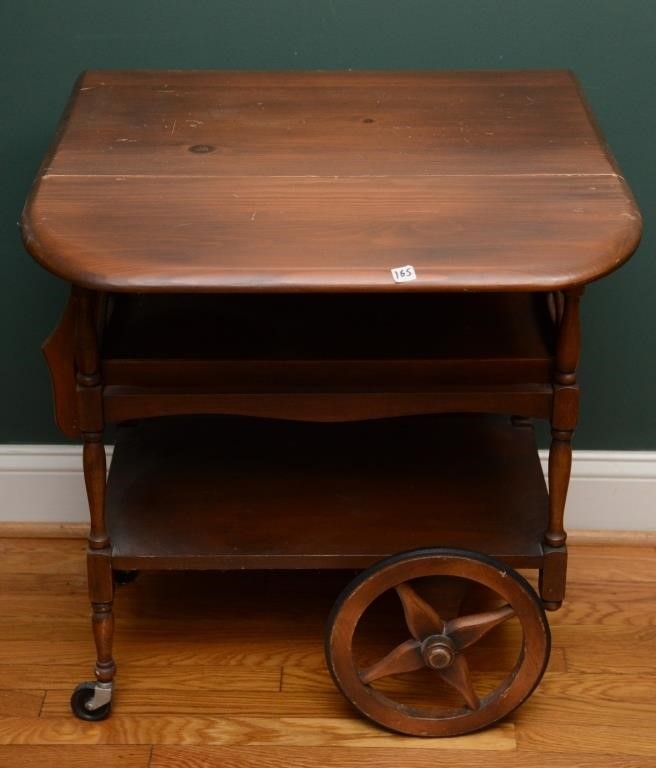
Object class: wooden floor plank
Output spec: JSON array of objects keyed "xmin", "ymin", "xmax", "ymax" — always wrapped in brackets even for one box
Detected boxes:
[
  {"xmin": 150, "ymin": 745, "xmax": 654, "ymax": 768},
  {"xmin": 42, "ymin": 689, "xmax": 351, "ymax": 717},
  {"xmin": 0, "ymin": 664, "xmax": 281, "ymax": 692},
  {"xmin": 0, "ymin": 523, "xmax": 89, "ymax": 538},
  {"xmin": 0, "ymin": 599, "xmax": 90, "ymax": 621},
  {"xmin": 0, "ymin": 640, "xmax": 328, "ymax": 674},
  {"xmin": 46, "ymin": 669, "xmax": 655, "ymax": 735},
  {"xmin": 0, "ymin": 745, "xmax": 151, "ymax": 768},
  {"xmin": 0, "ymin": 715, "xmax": 515, "ymax": 749},
  {"xmin": 512, "ymin": 672, "xmax": 656, "ymax": 727},
  {"xmin": 0, "ymin": 639, "xmax": 327, "ymax": 667},
  {"xmin": 566, "ymin": 546, "xmax": 656, "ymax": 583},
  {"xmin": 0, "ymin": 690, "xmax": 44, "ymax": 718},
  {"xmin": 0, "ymin": 539, "xmax": 86, "ymax": 575},
  {"xmin": 565, "ymin": 648, "xmax": 656, "ymax": 675},
  {"xmin": 561, "ymin": 626, "xmax": 656, "ymax": 674},
  {"xmin": 518, "ymin": 724, "xmax": 656, "ymax": 756},
  {"xmin": 551, "ymin": 582, "xmax": 656, "ymax": 626},
  {"xmin": 0, "ymin": 573, "xmax": 88, "ymax": 594}
]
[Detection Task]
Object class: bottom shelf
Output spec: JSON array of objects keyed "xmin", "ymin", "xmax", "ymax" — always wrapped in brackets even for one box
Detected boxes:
[{"xmin": 106, "ymin": 414, "xmax": 549, "ymax": 570}]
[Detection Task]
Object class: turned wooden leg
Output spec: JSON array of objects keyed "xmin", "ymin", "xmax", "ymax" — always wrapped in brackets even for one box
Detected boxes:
[
  {"xmin": 72, "ymin": 435, "xmax": 116, "ymax": 720},
  {"xmin": 83, "ymin": 433, "xmax": 116, "ymax": 683},
  {"xmin": 84, "ymin": 432, "xmax": 115, "ymax": 687},
  {"xmin": 73, "ymin": 435, "xmax": 116, "ymax": 718},
  {"xmin": 71, "ymin": 288, "xmax": 116, "ymax": 720},
  {"xmin": 543, "ymin": 288, "xmax": 582, "ymax": 596},
  {"xmin": 88, "ymin": 551, "xmax": 115, "ymax": 684},
  {"xmin": 83, "ymin": 433, "xmax": 109, "ymax": 550},
  {"xmin": 546, "ymin": 428, "xmax": 573, "ymax": 548}
]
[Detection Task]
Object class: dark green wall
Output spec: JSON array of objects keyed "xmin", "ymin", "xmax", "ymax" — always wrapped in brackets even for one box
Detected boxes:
[{"xmin": 1, "ymin": 1, "xmax": 654, "ymax": 446}]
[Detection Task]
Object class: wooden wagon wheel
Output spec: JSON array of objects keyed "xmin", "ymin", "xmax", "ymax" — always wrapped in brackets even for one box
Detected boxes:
[{"xmin": 325, "ymin": 548, "xmax": 550, "ymax": 737}]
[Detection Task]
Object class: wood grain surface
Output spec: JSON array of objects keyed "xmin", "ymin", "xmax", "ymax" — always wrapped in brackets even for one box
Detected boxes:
[
  {"xmin": 21, "ymin": 70, "xmax": 641, "ymax": 292},
  {"xmin": 0, "ymin": 538, "xmax": 654, "ymax": 766},
  {"xmin": 104, "ymin": 414, "xmax": 549, "ymax": 569}
]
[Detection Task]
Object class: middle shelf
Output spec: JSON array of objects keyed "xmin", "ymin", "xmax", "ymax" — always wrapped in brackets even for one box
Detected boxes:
[
  {"xmin": 100, "ymin": 292, "xmax": 556, "ymax": 423},
  {"xmin": 107, "ymin": 413, "xmax": 549, "ymax": 571}
]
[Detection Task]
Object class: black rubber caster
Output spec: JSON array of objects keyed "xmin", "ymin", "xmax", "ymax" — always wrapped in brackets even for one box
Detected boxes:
[
  {"xmin": 113, "ymin": 569, "xmax": 139, "ymax": 585},
  {"xmin": 70, "ymin": 682, "xmax": 112, "ymax": 721}
]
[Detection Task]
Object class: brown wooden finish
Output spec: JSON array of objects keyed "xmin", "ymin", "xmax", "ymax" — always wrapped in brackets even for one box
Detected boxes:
[
  {"xmin": 98, "ymin": 291, "xmax": 556, "ymax": 422},
  {"xmin": 39, "ymin": 70, "xmax": 622, "ymax": 177},
  {"xmin": 87, "ymin": 550, "xmax": 115, "ymax": 686},
  {"xmin": 23, "ymin": 175, "xmax": 639, "ymax": 294},
  {"xmin": 103, "ymin": 361, "xmax": 554, "ymax": 390},
  {"xmin": 75, "ymin": 289, "xmax": 107, "ymax": 549},
  {"xmin": 102, "ymin": 292, "xmax": 554, "ymax": 371},
  {"xmin": 21, "ymin": 69, "xmax": 643, "ymax": 732},
  {"xmin": 105, "ymin": 415, "xmax": 550, "ymax": 571},
  {"xmin": 102, "ymin": 385, "xmax": 553, "ymax": 424},
  {"xmin": 547, "ymin": 288, "xmax": 583, "ymax": 548},
  {"xmin": 539, "ymin": 546, "xmax": 568, "ymax": 610},
  {"xmin": 41, "ymin": 290, "xmax": 80, "ymax": 438},
  {"xmin": 100, "ymin": 292, "xmax": 555, "ymax": 386},
  {"xmin": 326, "ymin": 550, "xmax": 550, "ymax": 736},
  {"xmin": 21, "ymin": 70, "xmax": 641, "ymax": 293},
  {"xmin": 74, "ymin": 287, "xmax": 116, "ymax": 692}
]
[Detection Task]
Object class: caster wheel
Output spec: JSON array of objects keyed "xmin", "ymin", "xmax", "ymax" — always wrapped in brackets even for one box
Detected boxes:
[
  {"xmin": 326, "ymin": 548, "xmax": 550, "ymax": 737},
  {"xmin": 70, "ymin": 682, "xmax": 112, "ymax": 721},
  {"xmin": 113, "ymin": 569, "xmax": 139, "ymax": 585}
]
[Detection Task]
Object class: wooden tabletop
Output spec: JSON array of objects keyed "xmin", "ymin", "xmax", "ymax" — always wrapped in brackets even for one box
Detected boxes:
[{"xmin": 22, "ymin": 70, "xmax": 641, "ymax": 292}]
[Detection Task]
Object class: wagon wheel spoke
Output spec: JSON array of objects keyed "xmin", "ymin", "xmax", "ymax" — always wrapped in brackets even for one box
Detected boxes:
[
  {"xmin": 359, "ymin": 639, "xmax": 424, "ymax": 684},
  {"xmin": 395, "ymin": 582, "xmax": 444, "ymax": 640},
  {"xmin": 445, "ymin": 605, "xmax": 515, "ymax": 651},
  {"xmin": 436, "ymin": 653, "xmax": 480, "ymax": 710}
]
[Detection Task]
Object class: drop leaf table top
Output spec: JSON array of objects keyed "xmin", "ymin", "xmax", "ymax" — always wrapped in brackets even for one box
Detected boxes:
[{"xmin": 22, "ymin": 69, "xmax": 641, "ymax": 293}]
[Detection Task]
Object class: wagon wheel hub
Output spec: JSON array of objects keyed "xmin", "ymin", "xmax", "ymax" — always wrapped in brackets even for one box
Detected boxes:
[
  {"xmin": 421, "ymin": 635, "xmax": 456, "ymax": 670},
  {"xmin": 358, "ymin": 580, "xmax": 518, "ymax": 711}
]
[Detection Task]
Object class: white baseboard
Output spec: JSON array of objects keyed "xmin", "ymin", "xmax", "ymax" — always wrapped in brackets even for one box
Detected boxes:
[
  {"xmin": 0, "ymin": 445, "xmax": 654, "ymax": 530},
  {"xmin": 0, "ymin": 445, "xmax": 113, "ymax": 525}
]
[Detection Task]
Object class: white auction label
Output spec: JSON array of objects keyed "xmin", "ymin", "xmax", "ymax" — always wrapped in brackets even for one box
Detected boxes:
[{"xmin": 391, "ymin": 265, "xmax": 417, "ymax": 283}]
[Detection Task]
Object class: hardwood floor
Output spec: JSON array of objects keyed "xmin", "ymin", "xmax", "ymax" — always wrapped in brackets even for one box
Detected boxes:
[{"xmin": 0, "ymin": 539, "xmax": 654, "ymax": 766}]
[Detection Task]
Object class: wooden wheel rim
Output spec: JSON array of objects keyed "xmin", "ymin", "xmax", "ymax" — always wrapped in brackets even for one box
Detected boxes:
[{"xmin": 325, "ymin": 548, "xmax": 550, "ymax": 737}]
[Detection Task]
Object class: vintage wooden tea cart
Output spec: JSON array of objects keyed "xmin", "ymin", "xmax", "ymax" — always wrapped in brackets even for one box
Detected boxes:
[{"xmin": 21, "ymin": 70, "xmax": 641, "ymax": 736}]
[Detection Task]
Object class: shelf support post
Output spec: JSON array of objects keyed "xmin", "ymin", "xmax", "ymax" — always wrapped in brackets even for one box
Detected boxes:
[
  {"xmin": 546, "ymin": 287, "xmax": 583, "ymax": 550},
  {"xmin": 75, "ymin": 287, "xmax": 116, "ymax": 686}
]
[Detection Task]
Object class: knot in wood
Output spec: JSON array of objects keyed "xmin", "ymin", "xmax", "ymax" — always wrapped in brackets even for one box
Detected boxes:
[{"xmin": 188, "ymin": 144, "xmax": 215, "ymax": 153}]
